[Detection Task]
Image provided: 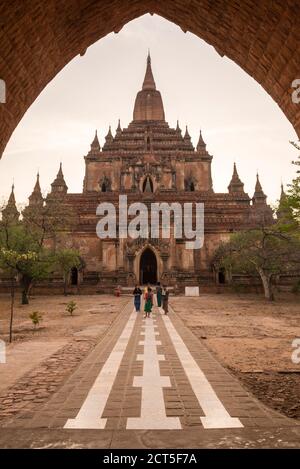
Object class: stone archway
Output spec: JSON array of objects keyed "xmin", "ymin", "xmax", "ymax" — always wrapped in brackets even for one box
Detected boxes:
[
  {"xmin": 140, "ymin": 247, "xmax": 158, "ymax": 284},
  {"xmin": 0, "ymin": 1, "xmax": 299, "ymax": 159}
]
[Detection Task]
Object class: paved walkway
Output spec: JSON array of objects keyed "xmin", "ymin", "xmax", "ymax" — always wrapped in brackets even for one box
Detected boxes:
[{"xmin": 0, "ymin": 299, "xmax": 299, "ymax": 448}]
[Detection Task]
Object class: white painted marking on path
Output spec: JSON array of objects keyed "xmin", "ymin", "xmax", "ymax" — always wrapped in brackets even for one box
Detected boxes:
[
  {"xmin": 64, "ymin": 310, "xmax": 137, "ymax": 429},
  {"xmin": 160, "ymin": 307, "xmax": 243, "ymax": 429},
  {"xmin": 127, "ymin": 316, "xmax": 181, "ymax": 429}
]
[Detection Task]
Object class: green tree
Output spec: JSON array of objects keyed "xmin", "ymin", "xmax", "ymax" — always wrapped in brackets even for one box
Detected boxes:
[
  {"xmin": 0, "ymin": 197, "xmax": 77, "ymax": 305},
  {"xmin": 55, "ymin": 248, "xmax": 81, "ymax": 295},
  {"xmin": 0, "ymin": 247, "xmax": 38, "ymax": 342},
  {"xmin": 214, "ymin": 226, "xmax": 300, "ymax": 301},
  {"xmin": 0, "ymin": 222, "xmax": 55, "ymax": 304}
]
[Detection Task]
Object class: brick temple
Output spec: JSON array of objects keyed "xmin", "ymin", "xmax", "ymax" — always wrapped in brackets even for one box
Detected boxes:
[{"xmin": 5, "ymin": 54, "xmax": 274, "ymax": 292}]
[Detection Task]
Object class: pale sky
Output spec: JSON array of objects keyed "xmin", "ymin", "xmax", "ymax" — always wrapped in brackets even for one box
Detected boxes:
[{"xmin": 0, "ymin": 14, "xmax": 298, "ymax": 207}]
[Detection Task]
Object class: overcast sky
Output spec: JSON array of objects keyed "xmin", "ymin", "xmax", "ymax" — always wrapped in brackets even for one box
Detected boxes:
[{"xmin": 0, "ymin": 14, "xmax": 298, "ymax": 207}]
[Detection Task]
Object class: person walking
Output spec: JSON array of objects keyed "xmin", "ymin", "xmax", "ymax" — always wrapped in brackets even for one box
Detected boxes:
[
  {"xmin": 143, "ymin": 284, "xmax": 148, "ymax": 300},
  {"xmin": 144, "ymin": 286, "xmax": 153, "ymax": 318},
  {"xmin": 133, "ymin": 285, "xmax": 142, "ymax": 313},
  {"xmin": 156, "ymin": 282, "xmax": 162, "ymax": 307},
  {"xmin": 162, "ymin": 285, "xmax": 169, "ymax": 315}
]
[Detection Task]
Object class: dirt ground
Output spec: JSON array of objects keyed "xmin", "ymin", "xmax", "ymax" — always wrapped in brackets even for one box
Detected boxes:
[
  {"xmin": 1, "ymin": 292, "xmax": 300, "ymax": 422},
  {"xmin": 171, "ymin": 293, "xmax": 300, "ymax": 420},
  {"xmin": 0, "ymin": 294, "xmax": 128, "ymax": 343},
  {"xmin": 0, "ymin": 294, "xmax": 128, "ymax": 392}
]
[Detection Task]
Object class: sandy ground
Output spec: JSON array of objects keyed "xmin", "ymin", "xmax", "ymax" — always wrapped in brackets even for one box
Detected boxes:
[
  {"xmin": 170, "ymin": 294, "xmax": 300, "ymax": 372},
  {"xmin": 1, "ymin": 292, "xmax": 299, "ymax": 421},
  {"xmin": 0, "ymin": 294, "xmax": 128, "ymax": 393},
  {"xmin": 171, "ymin": 293, "xmax": 300, "ymax": 419}
]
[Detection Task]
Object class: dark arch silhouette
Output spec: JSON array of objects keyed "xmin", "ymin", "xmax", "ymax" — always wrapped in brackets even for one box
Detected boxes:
[
  {"xmin": 140, "ymin": 248, "xmax": 157, "ymax": 284},
  {"xmin": 0, "ymin": 3, "xmax": 299, "ymax": 158}
]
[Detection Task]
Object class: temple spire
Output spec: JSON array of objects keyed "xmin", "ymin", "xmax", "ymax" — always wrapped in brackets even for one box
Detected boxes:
[
  {"xmin": 176, "ymin": 120, "xmax": 182, "ymax": 136},
  {"xmin": 8, "ymin": 183, "xmax": 16, "ymax": 205},
  {"xmin": 86, "ymin": 130, "xmax": 101, "ymax": 159},
  {"xmin": 183, "ymin": 125, "xmax": 194, "ymax": 150},
  {"xmin": 197, "ymin": 130, "xmax": 206, "ymax": 151},
  {"xmin": 184, "ymin": 125, "xmax": 191, "ymax": 140},
  {"xmin": 116, "ymin": 119, "xmax": 122, "ymax": 137},
  {"xmin": 29, "ymin": 172, "xmax": 43, "ymax": 206},
  {"xmin": 22, "ymin": 173, "xmax": 44, "ymax": 219},
  {"xmin": 50, "ymin": 163, "xmax": 68, "ymax": 194},
  {"xmin": 228, "ymin": 163, "xmax": 245, "ymax": 194},
  {"xmin": 277, "ymin": 182, "xmax": 293, "ymax": 222},
  {"xmin": 2, "ymin": 183, "xmax": 19, "ymax": 223},
  {"xmin": 142, "ymin": 51, "xmax": 156, "ymax": 90},
  {"xmin": 105, "ymin": 125, "xmax": 113, "ymax": 142},
  {"xmin": 133, "ymin": 53, "xmax": 165, "ymax": 121},
  {"xmin": 91, "ymin": 130, "xmax": 100, "ymax": 150},
  {"xmin": 252, "ymin": 173, "xmax": 267, "ymax": 205},
  {"xmin": 255, "ymin": 172, "xmax": 263, "ymax": 192}
]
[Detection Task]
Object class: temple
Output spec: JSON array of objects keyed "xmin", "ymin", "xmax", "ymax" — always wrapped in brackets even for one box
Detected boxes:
[{"xmin": 4, "ymin": 54, "xmax": 274, "ymax": 292}]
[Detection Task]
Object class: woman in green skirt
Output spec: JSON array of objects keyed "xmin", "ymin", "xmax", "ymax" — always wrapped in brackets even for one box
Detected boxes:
[{"xmin": 144, "ymin": 287, "xmax": 153, "ymax": 318}]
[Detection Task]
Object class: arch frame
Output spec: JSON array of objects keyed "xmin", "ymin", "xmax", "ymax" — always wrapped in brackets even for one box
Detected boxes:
[
  {"xmin": 134, "ymin": 243, "xmax": 162, "ymax": 284},
  {"xmin": 0, "ymin": 2, "xmax": 299, "ymax": 159}
]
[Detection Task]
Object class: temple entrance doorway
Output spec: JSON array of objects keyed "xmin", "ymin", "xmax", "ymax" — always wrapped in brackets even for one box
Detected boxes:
[
  {"xmin": 140, "ymin": 248, "xmax": 157, "ymax": 285},
  {"xmin": 70, "ymin": 267, "xmax": 78, "ymax": 286}
]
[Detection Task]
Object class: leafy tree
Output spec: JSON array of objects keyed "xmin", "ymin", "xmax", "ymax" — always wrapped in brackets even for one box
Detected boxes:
[
  {"xmin": 0, "ymin": 247, "xmax": 38, "ymax": 342},
  {"xmin": 0, "ymin": 198, "xmax": 78, "ymax": 305},
  {"xmin": 214, "ymin": 226, "xmax": 300, "ymax": 301},
  {"xmin": 55, "ymin": 248, "xmax": 81, "ymax": 295},
  {"xmin": 0, "ymin": 222, "xmax": 55, "ymax": 304}
]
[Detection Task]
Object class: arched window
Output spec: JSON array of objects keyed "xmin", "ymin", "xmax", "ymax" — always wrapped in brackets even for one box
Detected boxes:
[
  {"xmin": 100, "ymin": 176, "xmax": 111, "ymax": 192},
  {"xmin": 146, "ymin": 136, "xmax": 151, "ymax": 151},
  {"xmin": 185, "ymin": 177, "xmax": 196, "ymax": 192},
  {"xmin": 142, "ymin": 176, "xmax": 154, "ymax": 193}
]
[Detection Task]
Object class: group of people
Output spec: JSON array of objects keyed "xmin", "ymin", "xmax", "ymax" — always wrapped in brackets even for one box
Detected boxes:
[{"xmin": 133, "ymin": 282, "xmax": 169, "ymax": 317}]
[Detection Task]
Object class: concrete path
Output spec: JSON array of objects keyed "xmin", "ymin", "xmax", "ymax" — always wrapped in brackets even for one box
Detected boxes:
[{"xmin": 0, "ymin": 299, "xmax": 299, "ymax": 448}]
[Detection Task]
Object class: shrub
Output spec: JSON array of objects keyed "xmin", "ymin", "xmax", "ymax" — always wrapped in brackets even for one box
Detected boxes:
[
  {"xmin": 29, "ymin": 311, "xmax": 43, "ymax": 329},
  {"xmin": 66, "ymin": 300, "xmax": 77, "ymax": 316}
]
